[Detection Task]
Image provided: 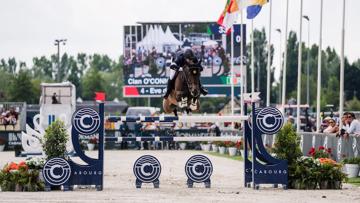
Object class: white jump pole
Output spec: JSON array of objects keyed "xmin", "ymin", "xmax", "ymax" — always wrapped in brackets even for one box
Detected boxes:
[
  {"xmin": 119, "ymin": 115, "xmax": 249, "ymax": 123},
  {"xmin": 115, "ymin": 136, "xmax": 242, "ymax": 142},
  {"xmin": 177, "ymin": 115, "xmax": 248, "ymax": 123}
]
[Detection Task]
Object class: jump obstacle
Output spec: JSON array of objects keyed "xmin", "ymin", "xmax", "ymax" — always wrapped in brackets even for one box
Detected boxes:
[{"xmin": 42, "ymin": 101, "xmax": 288, "ymax": 191}]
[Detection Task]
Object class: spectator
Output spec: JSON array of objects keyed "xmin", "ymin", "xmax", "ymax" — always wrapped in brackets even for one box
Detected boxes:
[
  {"xmin": 208, "ymin": 122, "xmax": 221, "ymax": 137},
  {"xmin": 119, "ymin": 121, "xmax": 130, "ymax": 149},
  {"xmin": 337, "ymin": 112, "xmax": 349, "ymax": 137},
  {"xmin": 320, "ymin": 117, "xmax": 331, "ymax": 132},
  {"xmin": 323, "ymin": 118, "xmax": 339, "ymax": 133},
  {"xmin": 286, "ymin": 116, "xmax": 296, "ymax": 130},
  {"xmin": 5, "ymin": 108, "xmax": 18, "ymax": 125},
  {"xmin": 52, "ymin": 92, "xmax": 60, "ymax": 104},
  {"xmin": 344, "ymin": 112, "xmax": 360, "ymax": 137}
]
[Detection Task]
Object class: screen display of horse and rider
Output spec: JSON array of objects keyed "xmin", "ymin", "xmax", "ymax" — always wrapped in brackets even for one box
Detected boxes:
[{"xmin": 122, "ymin": 22, "xmax": 246, "ymax": 98}]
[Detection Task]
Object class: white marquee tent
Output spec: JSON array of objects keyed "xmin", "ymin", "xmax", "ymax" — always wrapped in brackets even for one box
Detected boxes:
[{"xmin": 136, "ymin": 25, "xmax": 182, "ymax": 53}]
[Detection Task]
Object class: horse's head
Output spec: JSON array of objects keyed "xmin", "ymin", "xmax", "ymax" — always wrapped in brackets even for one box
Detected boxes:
[{"xmin": 183, "ymin": 59, "xmax": 202, "ymax": 98}]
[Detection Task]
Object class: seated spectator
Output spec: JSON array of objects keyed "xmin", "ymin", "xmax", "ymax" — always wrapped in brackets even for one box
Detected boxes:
[
  {"xmin": 0, "ymin": 109, "xmax": 6, "ymax": 125},
  {"xmin": 5, "ymin": 108, "xmax": 18, "ymax": 125},
  {"xmin": 52, "ymin": 92, "xmax": 60, "ymax": 104},
  {"xmin": 323, "ymin": 118, "xmax": 339, "ymax": 133}
]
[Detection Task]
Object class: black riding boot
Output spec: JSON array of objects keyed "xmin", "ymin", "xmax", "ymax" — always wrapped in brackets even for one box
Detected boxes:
[
  {"xmin": 200, "ymin": 82, "xmax": 208, "ymax": 96},
  {"xmin": 163, "ymin": 78, "xmax": 175, "ymax": 99}
]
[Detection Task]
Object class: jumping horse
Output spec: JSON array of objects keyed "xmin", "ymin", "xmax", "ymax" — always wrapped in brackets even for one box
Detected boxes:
[{"xmin": 162, "ymin": 61, "xmax": 202, "ymax": 116}]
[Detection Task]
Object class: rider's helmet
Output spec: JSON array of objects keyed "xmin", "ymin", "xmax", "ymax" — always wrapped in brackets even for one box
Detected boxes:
[{"xmin": 184, "ymin": 49, "xmax": 196, "ymax": 62}]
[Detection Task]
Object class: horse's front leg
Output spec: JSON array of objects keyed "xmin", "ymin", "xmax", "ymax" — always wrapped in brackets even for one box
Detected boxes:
[
  {"xmin": 175, "ymin": 91, "xmax": 187, "ymax": 108},
  {"xmin": 190, "ymin": 97, "xmax": 198, "ymax": 111},
  {"xmin": 179, "ymin": 97, "xmax": 188, "ymax": 108}
]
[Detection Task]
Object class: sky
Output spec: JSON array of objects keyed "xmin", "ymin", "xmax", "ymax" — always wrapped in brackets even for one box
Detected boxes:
[{"xmin": 0, "ymin": 0, "xmax": 359, "ymax": 80}]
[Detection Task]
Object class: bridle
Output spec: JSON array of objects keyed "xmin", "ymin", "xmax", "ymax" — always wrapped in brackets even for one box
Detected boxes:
[{"xmin": 180, "ymin": 65, "xmax": 200, "ymax": 98}]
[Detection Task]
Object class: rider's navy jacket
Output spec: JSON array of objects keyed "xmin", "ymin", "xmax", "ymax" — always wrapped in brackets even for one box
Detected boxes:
[{"xmin": 170, "ymin": 51, "xmax": 203, "ymax": 71}]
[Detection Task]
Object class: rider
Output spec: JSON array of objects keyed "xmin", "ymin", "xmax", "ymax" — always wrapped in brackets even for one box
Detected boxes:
[{"xmin": 163, "ymin": 49, "xmax": 208, "ymax": 99}]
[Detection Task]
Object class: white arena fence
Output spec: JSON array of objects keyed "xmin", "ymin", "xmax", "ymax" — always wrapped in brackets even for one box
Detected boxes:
[{"xmin": 262, "ymin": 132, "xmax": 360, "ymax": 162}]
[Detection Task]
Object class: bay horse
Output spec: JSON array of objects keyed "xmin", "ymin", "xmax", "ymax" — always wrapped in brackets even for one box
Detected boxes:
[{"xmin": 162, "ymin": 61, "xmax": 202, "ymax": 116}]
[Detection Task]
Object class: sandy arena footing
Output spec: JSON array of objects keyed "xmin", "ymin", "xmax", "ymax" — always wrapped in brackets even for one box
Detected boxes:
[{"xmin": 0, "ymin": 150, "xmax": 359, "ymax": 203}]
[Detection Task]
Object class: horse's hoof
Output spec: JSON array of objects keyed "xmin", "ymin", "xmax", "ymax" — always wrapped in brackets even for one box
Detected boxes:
[
  {"xmin": 190, "ymin": 103, "xmax": 197, "ymax": 111},
  {"xmin": 178, "ymin": 102, "xmax": 185, "ymax": 108}
]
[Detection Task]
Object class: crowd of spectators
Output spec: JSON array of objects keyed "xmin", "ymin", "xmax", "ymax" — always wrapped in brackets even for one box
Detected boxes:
[
  {"xmin": 319, "ymin": 112, "xmax": 360, "ymax": 136},
  {"xmin": 0, "ymin": 108, "xmax": 19, "ymax": 126}
]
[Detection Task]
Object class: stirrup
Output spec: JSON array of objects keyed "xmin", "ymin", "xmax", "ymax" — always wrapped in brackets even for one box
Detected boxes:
[{"xmin": 200, "ymin": 88, "xmax": 208, "ymax": 96}]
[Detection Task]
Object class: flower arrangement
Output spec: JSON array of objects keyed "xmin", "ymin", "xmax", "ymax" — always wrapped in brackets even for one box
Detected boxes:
[
  {"xmin": 308, "ymin": 146, "xmax": 332, "ymax": 159},
  {"xmin": 0, "ymin": 161, "xmax": 44, "ymax": 191},
  {"xmin": 89, "ymin": 137, "xmax": 98, "ymax": 144},
  {"xmin": 224, "ymin": 141, "xmax": 236, "ymax": 148},
  {"xmin": 25, "ymin": 157, "xmax": 45, "ymax": 170},
  {"xmin": 216, "ymin": 142, "xmax": 226, "ymax": 147},
  {"xmin": 235, "ymin": 140, "xmax": 243, "ymax": 150},
  {"xmin": 288, "ymin": 156, "xmax": 346, "ymax": 189}
]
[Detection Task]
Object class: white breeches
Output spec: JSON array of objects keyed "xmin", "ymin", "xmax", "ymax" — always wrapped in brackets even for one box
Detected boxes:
[{"xmin": 169, "ymin": 69, "xmax": 176, "ymax": 80}]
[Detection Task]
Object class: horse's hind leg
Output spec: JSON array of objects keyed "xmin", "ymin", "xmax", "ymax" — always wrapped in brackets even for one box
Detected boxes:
[{"xmin": 186, "ymin": 108, "xmax": 191, "ymax": 114}]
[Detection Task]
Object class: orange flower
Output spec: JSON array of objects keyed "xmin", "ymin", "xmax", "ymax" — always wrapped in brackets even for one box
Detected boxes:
[
  {"xmin": 9, "ymin": 162, "xmax": 19, "ymax": 170},
  {"xmin": 318, "ymin": 158, "xmax": 337, "ymax": 165},
  {"xmin": 18, "ymin": 161, "xmax": 28, "ymax": 171}
]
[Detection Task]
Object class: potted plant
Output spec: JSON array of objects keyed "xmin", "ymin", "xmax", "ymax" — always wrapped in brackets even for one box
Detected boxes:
[
  {"xmin": 42, "ymin": 120, "xmax": 68, "ymax": 159},
  {"xmin": 226, "ymin": 141, "xmax": 237, "ymax": 156},
  {"xmin": 211, "ymin": 141, "xmax": 219, "ymax": 153},
  {"xmin": 236, "ymin": 140, "xmax": 244, "ymax": 157},
  {"xmin": 201, "ymin": 141, "xmax": 211, "ymax": 152},
  {"xmin": 272, "ymin": 123, "xmax": 303, "ymax": 188},
  {"xmin": 218, "ymin": 142, "xmax": 226, "ymax": 154},
  {"xmin": 342, "ymin": 157, "xmax": 360, "ymax": 178},
  {"xmin": 0, "ymin": 137, "xmax": 5, "ymax": 152},
  {"xmin": 178, "ymin": 141, "xmax": 187, "ymax": 150},
  {"xmin": 87, "ymin": 137, "xmax": 98, "ymax": 151}
]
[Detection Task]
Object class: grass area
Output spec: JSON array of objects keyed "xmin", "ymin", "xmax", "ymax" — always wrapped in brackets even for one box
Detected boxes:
[
  {"xmin": 204, "ymin": 151, "xmax": 243, "ymax": 161},
  {"xmin": 346, "ymin": 177, "xmax": 360, "ymax": 186}
]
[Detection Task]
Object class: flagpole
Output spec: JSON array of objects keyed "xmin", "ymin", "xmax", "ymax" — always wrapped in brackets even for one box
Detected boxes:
[
  {"xmin": 281, "ymin": 0, "xmax": 289, "ymax": 114},
  {"xmin": 296, "ymin": 0, "xmax": 303, "ymax": 132},
  {"xmin": 339, "ymin": 0, "xmax": 346, "ymax": 130},
  {"xmin": 316, "ymin": 0, "xmax": 323, "ymax": 132},
  {"xmin": 240, "ymin": 12, "xmax": 245, "ymax": 116},
  {"xmin": 231, "ymin": 25, "xmax": 235, "ymax": 116},
  {"xmin": 251, "ymin": 20, "xmax": 255, "ymax": 96},
  {"xmin": 266, "ymin": 0, "xmax": 272, "ymax": 107}
]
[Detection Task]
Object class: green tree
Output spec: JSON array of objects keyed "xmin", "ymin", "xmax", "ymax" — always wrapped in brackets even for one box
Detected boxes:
[
  {"xmin": 32, "ymin": 56, "xmax": 54, "ymax": 80},
  {"xmin": 246, "ymin": 28, "xmax": 275, "ymax": 105},
  {"xmin": 81, "ymin": 67, "xmax": 105, "ymax": 100},
  {"xmin": 0, "ymin": 70, "xmax": 14, "ymax": 101},
  {"xmin": 345, "ymin": 97, "xmax": 360, "ymax": 111},
  {"xmin": 8, "ymin": 70, "xmax": 36, "ymax": 103},
  {"xmin": 90, "ymin": 54, "xmax": 112, "ymax": 72},
  {"xmin": 67, "ymin": 56, "xmax": 82, "ymax": 97}
]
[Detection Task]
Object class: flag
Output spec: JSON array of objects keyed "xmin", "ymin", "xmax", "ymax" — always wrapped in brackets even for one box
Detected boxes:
[
  {"xmin": 246, "ymin": 0, "xmax": 268, "ymax": 19},
  {"xmin": 95, "ymin": 92, "xmax": 106, "ymax": 102},
  {"xmin": 217, "ymin": 0, "xmax": 240, "ymax": 33}
]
